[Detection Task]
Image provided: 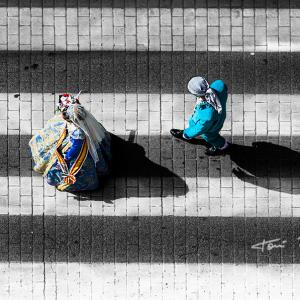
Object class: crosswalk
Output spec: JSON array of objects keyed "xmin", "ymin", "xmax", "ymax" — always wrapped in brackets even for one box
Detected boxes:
[{"xmin": 1, "ymin": 1, "xmax": 300, "ymax": 299}]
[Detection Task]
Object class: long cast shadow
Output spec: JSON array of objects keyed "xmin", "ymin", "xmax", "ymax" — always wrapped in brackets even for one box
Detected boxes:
[
  {"xmin": 230, "ymin": 141, "xmax": 300, "ymax": 194},
  {"xmin": 4, "ymin": 134, "xmax": 300, "ymax": 195},
  {"xmin": 73, "ymin": 133, "xmax": 188, "ymax": 201},
  {"xmin": 110, "ymin": 133, "xmax": 175, "ymax": 177}
]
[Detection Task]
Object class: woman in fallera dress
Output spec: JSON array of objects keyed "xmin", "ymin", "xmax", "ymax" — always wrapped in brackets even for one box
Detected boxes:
[{"xmin": 29, "ymin": 93, "xmax": 111, "ymax": 192}]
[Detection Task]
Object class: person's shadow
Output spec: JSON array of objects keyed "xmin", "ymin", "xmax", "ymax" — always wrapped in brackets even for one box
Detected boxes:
[
  {"xmin": 73, "ymin": 133, "xmax": 188, "ymax": 202},
  {"xmin": 187, "ymin": 138, "xmax": 300, "ymax": 194},
  {"xmin": 230, "ymin": 141, "xmax": 300, "ymax": 194}
]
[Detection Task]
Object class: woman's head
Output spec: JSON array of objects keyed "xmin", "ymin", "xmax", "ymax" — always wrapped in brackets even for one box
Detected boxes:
[
  {"xmin": 187, "ymin": 76, "xmax": 209, "ymax": 97},
  {"xmin": 57, "ymin": 93, "xmax": 81, "ymax": 122},
  {"xmin": 187, "ymin": 76, "xmax": 223, "ymax": 114}
]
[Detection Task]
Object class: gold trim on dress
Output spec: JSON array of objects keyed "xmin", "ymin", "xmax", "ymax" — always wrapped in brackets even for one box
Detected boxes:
[
  {"xmin": 56, "ymin": 138, "xmax": 89, "ymax": 191},
  {"xmin": 42, "ymin": 125, "xmax": 89, "ymax": 191}
]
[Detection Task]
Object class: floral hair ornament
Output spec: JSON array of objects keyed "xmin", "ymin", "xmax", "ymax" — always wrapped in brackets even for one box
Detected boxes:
[{"xmin": 57, "ymin": 91, "xmax": 81, "ymax": 113}]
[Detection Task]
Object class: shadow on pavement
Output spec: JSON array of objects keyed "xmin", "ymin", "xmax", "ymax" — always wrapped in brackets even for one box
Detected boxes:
[
  {"xmin": 72, "ymin": 134, "xmax": 188, "ymax": 201},
  {"xmin": 72, "ymin": 139, "xmax": 300, "ymax": 200},
  {"xmin": 110, "ymin": 134, "xmax": 175, "ymax": 177},
  {"xmin": 230, "ymin": 141, "xmax": 300, "ymax": 194}
]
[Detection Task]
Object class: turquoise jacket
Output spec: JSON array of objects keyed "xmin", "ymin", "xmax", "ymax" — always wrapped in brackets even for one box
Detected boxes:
[{"xmin": 183, "ymin": 80, "xmax": 228, "ymax": 146}]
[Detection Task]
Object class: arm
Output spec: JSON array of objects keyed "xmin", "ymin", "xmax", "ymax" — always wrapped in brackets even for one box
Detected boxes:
[
  {"xmin": 183, "ymin": 118, "xmax": 215, "ymax": 139},
  {"xmin": 64, "ymin": 128, "xmax": 85, "ymax": 161}
]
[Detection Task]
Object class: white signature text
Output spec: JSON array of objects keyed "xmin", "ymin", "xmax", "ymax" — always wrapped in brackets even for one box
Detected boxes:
[{"xmin": 251, "ymin": 238, "xmax": 288, "ymax": 252}]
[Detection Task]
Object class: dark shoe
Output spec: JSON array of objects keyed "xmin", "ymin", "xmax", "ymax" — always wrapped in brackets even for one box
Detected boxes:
[
  {"xmin": 171, "ymin": 128, "xmax": 211, "ymax": 147},
  {"xmin": 205, "ymin": 144, "xmax": 231, "ymax": 156},
  {"xmin": 187, "ymin": 137, "xmax": 210, "ymax": 147},
  {"xmin": 170, "ymin": 129, "xmax": 184, "ymax": 140}
]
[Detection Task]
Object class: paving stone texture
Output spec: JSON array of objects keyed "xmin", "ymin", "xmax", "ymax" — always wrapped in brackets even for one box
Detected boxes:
[{"xmin": 1, "ymin": 0, "xmax": 300, "ymax": 299}]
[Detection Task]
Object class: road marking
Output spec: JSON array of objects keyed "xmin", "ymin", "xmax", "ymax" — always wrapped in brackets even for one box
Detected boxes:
[{"xmin": 0, "ymin": 8, "xmax": 297, "ymax": 52}]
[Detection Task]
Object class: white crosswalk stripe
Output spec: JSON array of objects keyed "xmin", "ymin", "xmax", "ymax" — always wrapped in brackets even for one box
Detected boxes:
[
  {"xmin": 0, "ymin": 93, "xmax": 300, "ymax": 136},
  {"xmin": 0, "ymin": 262, "xmax": 297, "ymax": 300},
  {"xmin": 0, "ymin": 7, "xmax": 299, "ymax": 52},
  {"xmin": 1, "ymin": 175, "xmax": 300, "ymax": 217}
]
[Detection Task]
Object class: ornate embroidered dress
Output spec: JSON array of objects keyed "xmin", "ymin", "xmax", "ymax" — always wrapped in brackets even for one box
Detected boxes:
[{"xmin": 29, "ymin": 113, "xmax": 111, "ymax": 192}]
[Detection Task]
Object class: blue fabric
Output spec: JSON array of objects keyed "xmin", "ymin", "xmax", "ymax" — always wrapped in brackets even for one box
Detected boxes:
[
  {"xmin": 183, "ymin": 79, "xmax": 228, "ymax": 148},
  {"xmin": 46, "ymin": 127, "xmax": 110, "ymax": 192},
  {"xmin": 64, "ymin": 129, "xmax": 84, "ymax": 161}
]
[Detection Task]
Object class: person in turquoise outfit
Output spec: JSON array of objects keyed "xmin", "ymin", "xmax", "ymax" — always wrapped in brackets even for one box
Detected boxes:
[{"xmin": 170, "ymin": 76, "xmax": 230, "ymax": 156}]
